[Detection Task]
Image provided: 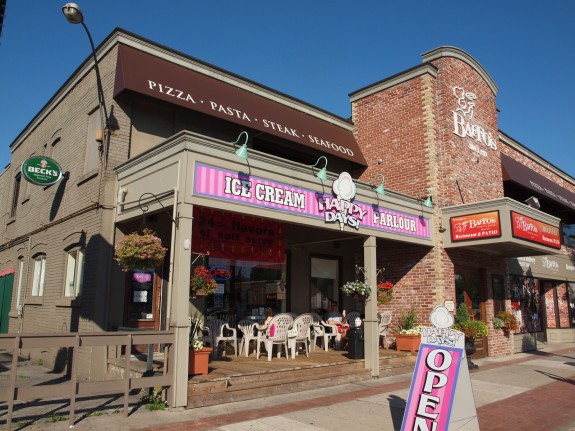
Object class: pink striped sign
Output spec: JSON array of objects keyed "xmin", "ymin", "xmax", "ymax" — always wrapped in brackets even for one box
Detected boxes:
[
  {"xmin": 401, "ymin": 344, "xmax": 463, "ymax": 431},
  {"xmin": 194, "ymin": 163, "xmax": 430, "ymax": 239}
]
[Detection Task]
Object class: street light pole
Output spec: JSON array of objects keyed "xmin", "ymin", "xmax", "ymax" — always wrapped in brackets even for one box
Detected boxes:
[{"xmin": 62, "ymin": 3, "xmax": 110, "ymax": 166}]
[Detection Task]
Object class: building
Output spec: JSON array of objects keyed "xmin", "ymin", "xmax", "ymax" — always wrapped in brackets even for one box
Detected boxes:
[{"xmin": 1, "ymin": 29, "xmax": 574, "ymax": 408}]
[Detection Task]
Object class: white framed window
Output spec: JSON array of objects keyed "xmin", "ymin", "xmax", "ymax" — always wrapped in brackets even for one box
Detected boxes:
[
  {"xmin": 31, "ymin": 255, "xmax": 46, "ymax": 297},
  {"xmin": 64, "ymin": 249, "xmax": 85, "ymax": 297}
]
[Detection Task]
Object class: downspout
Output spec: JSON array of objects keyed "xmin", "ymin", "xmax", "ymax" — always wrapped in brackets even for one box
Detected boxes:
[{"xmin": 164, "ymin": 187, "xmax": 178, "ymax": 330}]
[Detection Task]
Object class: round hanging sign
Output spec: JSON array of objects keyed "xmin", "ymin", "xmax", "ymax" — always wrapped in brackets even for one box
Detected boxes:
[{"xmin": 21, "ymin": 156, "xmax": 63, "ymax": 186}]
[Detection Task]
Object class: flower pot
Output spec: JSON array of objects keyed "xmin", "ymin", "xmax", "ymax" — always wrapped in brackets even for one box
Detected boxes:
[
  {"xmin": 395, "ymin": 334, "xmax": 421, "ymax": 352},
  {"xmin": 194, "ymin": 288, "xmax": 208, "ymax": 297},
  {"xmin": 464, "ymin": 338, "xmax": 479, "ymax": 369},
  {"xmin": 189, "ymin": 347, "xmax": 212, "ymax": 376}
]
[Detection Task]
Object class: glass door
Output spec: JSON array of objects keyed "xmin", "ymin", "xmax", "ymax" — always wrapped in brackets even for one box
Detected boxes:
[{"xmin": 310, "ymin": 257, "xmax": 340, "ymax": 316}]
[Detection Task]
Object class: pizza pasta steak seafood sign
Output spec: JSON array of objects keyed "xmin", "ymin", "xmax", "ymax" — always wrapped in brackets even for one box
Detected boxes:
[{"xmin": 21, "ymin": 156, "xmax": 63, "ymax": 186}]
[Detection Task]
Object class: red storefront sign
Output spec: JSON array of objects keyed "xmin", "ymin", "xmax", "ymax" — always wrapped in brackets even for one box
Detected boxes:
[
  {"xmin": 510, "ymin": 211, "xmax": 561, "ymax": 249},
  {"xmin": 450, "ymin": 211, "xmax": 501, "ymax": 242},
  {"xmin": 192, "ymin": 207, "xmax": 285, "ymax": 263}
]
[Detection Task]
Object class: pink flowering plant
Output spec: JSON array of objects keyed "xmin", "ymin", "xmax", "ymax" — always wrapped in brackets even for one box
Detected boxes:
[
  {"xmin": 114, "ymin": 229, "xmax": 167, "ymax": 271},
  {"xmin": 190, "ymin": 265, "xmax": 217, "ymax": 297},
  {"xmin": 377, "ymin": 281, "xmax": 394, "ymax": 305}
]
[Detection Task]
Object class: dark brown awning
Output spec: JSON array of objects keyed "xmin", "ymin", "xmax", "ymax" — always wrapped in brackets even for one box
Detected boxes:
[
  {"xmin": 114, "ymin": 45, "xmax": 367, "ymax": 166},
  {"xmin": 501, "ymin": 153, "xmax": 575, "ymax": 211}
]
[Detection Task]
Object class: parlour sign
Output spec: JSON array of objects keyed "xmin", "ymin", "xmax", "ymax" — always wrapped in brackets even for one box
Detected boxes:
[
  {"xmin": 193, "ymin": 163, "xmax": 431, "ymax": 240},
  {"xmin": 401, "ymin": 306, "xmax": 479, "ymax": 431},
  {"xmin": 21, "ymin": 156, "xmax": 63, "ymax": 186},
  {"xmin": 451, "ymin": 86, "xmax": 497, "ymax": 158},
  {"xmin": 510, "ymin": 211, "xmax": 561, "ymax": 249},
  {"xmin": 450, "ymin": 210, "xmax": 501, "ymax": 242}
]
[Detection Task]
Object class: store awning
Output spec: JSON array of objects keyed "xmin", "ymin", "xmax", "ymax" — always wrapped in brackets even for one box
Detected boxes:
[
  {"xmin": 501, "ymin": 153, "xmax": 575, "ymax": 211},
  {"xmin": 114, "ymin": 45, "xmax": 367, "ymax": 166}
]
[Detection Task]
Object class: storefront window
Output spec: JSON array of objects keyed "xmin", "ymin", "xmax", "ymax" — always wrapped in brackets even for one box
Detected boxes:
[
  {"xmin": 511, "ymin": 276, "xmax": 542, "ymax": 333},
  {"xmin": 544, "ymin": 281, "xmax": 572, "ymax": 329},
  {"xmin": 200, "ymin": 257, "xmax": 286, "ymax": 324},
  {"xmin": 569, "ymin": 283, "xmax": 575, "ymax": 328}
]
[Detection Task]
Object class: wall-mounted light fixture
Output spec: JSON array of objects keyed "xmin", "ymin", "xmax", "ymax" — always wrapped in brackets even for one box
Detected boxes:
[
  {"xmin": 370, "ymin": 174, "xmax": 385, "ymax": 195},
  {"xmin": 311, "ymin": 156, "xmax": 328, "ymax": 181},
  {"xmin": 524, "ymin": 196, "xmax": 541, "ymax": 210},
  {"xmin": 231, "ymin": 131, "xmax": 249, "ymax": 160},
  {"xmin": 418, "ymin": 188, "xmax": 433, "ymax": 208}
]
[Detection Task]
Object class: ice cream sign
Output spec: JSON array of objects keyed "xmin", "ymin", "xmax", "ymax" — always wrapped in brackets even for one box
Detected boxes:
[
  {"xmin": 401, "ymin": 306, "xmax": 479, "ymax": 431},
  {"xmin": 194, "ymin": 163, "xmax": 431, "ymax": 239},
  {"xmin": 319, "ymin": 172, "xmax": 366, "ymax": 230}
]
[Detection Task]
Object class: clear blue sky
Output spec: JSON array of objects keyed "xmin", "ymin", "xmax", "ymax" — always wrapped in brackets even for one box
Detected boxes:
[{"xmin": 1, "ymin": 1, "xmax": 574, "ymax": 176}]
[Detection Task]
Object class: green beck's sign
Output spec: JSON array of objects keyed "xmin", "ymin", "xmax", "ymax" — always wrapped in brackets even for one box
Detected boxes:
[{"xmin": 21, "ymin": 156, "xmax": 63, "ymax": 186}]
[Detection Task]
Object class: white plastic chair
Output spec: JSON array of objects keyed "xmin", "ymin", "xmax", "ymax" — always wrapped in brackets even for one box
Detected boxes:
[
  {"xmin": 256, "ymin": 314, "xmax": 293, "ymax": 361},
  {"xmin": 237, "ymin": 319, "xmax": 258, "ymax": 357},
  {"xmin": 310, "ymin": 313, "xmax": 338, "ymax": 351},
  {"xmin": 288, "ymin": 314, "xmax": 313, "ymax": 359},
  {"xmin": 378, "ymin": 311, "xmax": 392, "ymax": 348},
  {"xmin": 205, "ymin": 318, "xmax": 238, "ymax": 358}
]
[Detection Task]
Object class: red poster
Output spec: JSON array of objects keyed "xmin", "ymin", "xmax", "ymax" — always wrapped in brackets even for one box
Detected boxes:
[
  {"xmin": 450, "ymin": 211, "xmax": 501, "ymax": 242},
  {"xmin": 192, "ymin": 207, "xmax": 285, "ymax": 262},
  {"xmin": 510, "ymin": 211, "xmax": 561, "ymax": 249}
]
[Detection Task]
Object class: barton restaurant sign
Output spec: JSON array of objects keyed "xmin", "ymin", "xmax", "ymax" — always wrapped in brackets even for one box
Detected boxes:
[{"xmin": 21, "ymin": 156, "xmax": 63, "ymax": 186}]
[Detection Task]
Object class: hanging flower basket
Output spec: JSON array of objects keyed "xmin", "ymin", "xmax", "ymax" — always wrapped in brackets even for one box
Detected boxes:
[
  {"xmin": 190, "ymin": 266, "xmax": 217, "ymax": 299},
  {"xmin": 114, "ymin": 229, "xmax": 167, "ymax": 272},
  {"xmin": 341, "ymin": 281, "xmax": 371, "ymax": 299},
  {"xmin": 377, "ymin": 281, "xmax": 394, "ymax": 305}
]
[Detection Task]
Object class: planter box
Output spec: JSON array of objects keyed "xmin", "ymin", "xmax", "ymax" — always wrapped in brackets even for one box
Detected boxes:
[
  {"xmin": 189, "ymin": 347, "xmax": 212, "ymax": 376},
  {"xmin": 395, "ymin": 334, "xmax": 421, "ymax": 353}
]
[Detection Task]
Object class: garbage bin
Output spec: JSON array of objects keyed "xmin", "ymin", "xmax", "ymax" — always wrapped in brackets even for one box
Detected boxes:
[{"xmin": 347, "ymin": 328, "xmax": 364, "ymax": 359}]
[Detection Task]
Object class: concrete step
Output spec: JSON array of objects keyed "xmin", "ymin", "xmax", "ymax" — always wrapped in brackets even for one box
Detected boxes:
[
  {"xmin": 186, "ymin": 353, "xmax": 417, "ymax": 408},
  {"xmin": 187, "ymin": 363, "xmax": 372, "ymax": 408}
]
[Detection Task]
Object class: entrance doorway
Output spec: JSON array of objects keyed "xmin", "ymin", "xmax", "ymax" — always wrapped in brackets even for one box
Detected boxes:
[
  {"xmin": 455, "ymin": 267, "xmax": 488, "ymax": 358},
  {"xmin": 310, "ymin": 256, "xmax": 341, "ymax": 316},
  {"xmin": 0, "ymin": 273, "xmax": 14, "ymax": 333}
]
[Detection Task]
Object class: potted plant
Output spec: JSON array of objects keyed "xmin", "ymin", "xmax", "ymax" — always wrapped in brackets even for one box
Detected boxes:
[
  {"xmin": 394, "ymin": 306, "xmax": 424, "ymax": 352},
  {"xmin": 452, "ymin": 303, "xmax": 488, "ymax": 369},
  {"xmin": 114, "ymin": 228, "xmax": 167, "ymax": 272},
  {"xmin": 189, "ymin": 312, "xmax": 212, "ymax": 376},
  {"xmin": 190, "ymin": 265, "xmax": 217, "ymax": 299},
  {"xmin": 341, "ymin": 280, "xmax": 371, "ymax": 299},
  {"xmin": 493, "ymin": 310, "xmax": 518, "ymax": 335},
  {"xmin": 377, "ymin": 281, "xmax": 394, "ymax": 305}
]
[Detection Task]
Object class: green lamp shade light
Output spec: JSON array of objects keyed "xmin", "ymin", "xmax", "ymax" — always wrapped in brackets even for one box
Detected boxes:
[{"xmin": 235, "ymin": 144, "xmax": 248, "ymax": 160}]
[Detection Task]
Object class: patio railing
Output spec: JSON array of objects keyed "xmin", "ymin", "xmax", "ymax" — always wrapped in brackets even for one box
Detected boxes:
[{"xmin": 0, "ymin": 330, "xmax": 174, "ymax": 430}]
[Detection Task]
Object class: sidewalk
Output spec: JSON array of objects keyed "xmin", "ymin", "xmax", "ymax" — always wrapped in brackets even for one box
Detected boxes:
[{"xmin": 3, "ymin": 342, "xmax": 575, "ymax": 430}]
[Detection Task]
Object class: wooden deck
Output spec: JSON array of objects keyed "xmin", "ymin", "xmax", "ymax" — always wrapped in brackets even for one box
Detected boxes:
[{"xmin": 191, "ymin": 347, "xmax": 365, "ymax": 382}]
